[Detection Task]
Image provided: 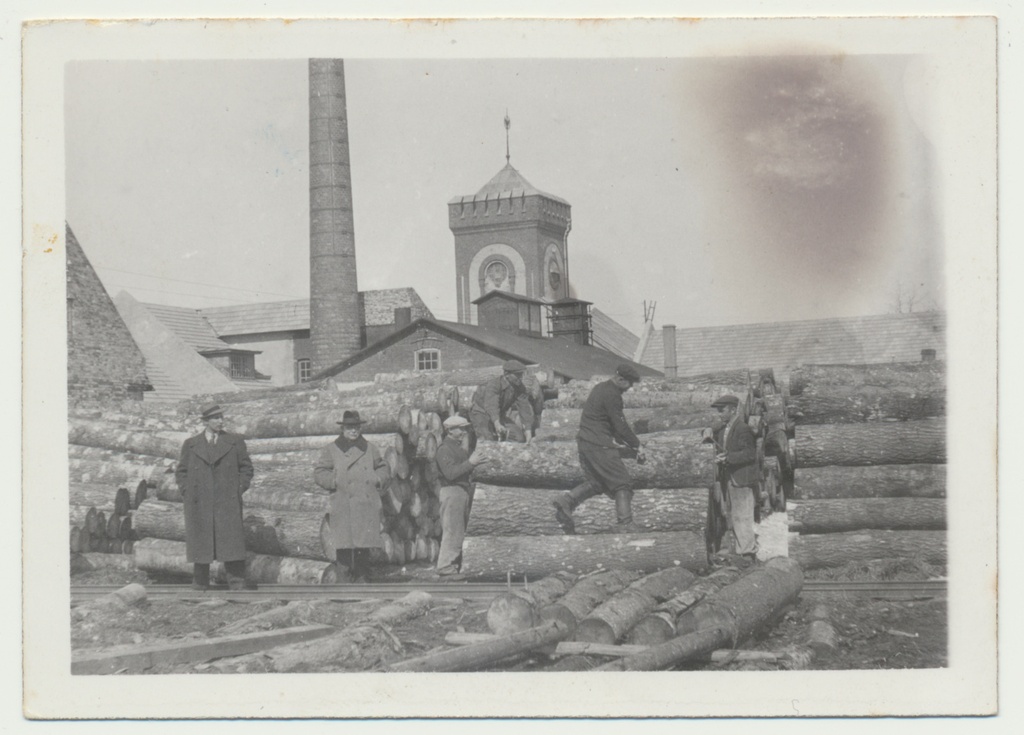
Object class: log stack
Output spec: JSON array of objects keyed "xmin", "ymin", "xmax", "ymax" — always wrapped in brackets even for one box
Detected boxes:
[{"xmin": 69, "ymin": 482, "xmax": 138, "ymax": 556}]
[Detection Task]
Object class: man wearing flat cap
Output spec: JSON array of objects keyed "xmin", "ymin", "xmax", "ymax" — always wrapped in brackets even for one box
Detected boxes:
[
  {"xmin": 314, "ymin": 410, "xmax": 391, "ymax": 582},
  {"xmin": 175, "ymin": 404, "xmax": 255, "ymax": 590},
  {"xmin": 431, "ymin": 414, "xmax": 492, "ymax": 577},
  {"xmin": 552, "ymin": 363, "xmax": 647, "ymax": 534},
  {"xmin": 709, "ymin": 394, "xmax": 759, "ymax": 566},
  {"xmin": 468, "ymin": 359, "xmax": 536, "ymax": 444}
]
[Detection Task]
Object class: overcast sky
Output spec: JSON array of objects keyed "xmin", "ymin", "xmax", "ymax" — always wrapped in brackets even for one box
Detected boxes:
[{"xmin": 65, "ymin": 55, "xmax": 943, "ymax": 335}]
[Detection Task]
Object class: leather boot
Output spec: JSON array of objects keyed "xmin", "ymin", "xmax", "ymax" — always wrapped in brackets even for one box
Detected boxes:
[
  {"xmin": 552, "ymin": 490, "xmax": 578, "ymax": 535},
  {"xmin": 614, "ymin": 489, "xmax": 639, "ymax": 533},
  {"xmin": 352, "ymin": 549, "xmax": 372, "ymax": 583},
  {"xmin": 192, "ymin": 563, "xmax": 210, "ymax": 591}
]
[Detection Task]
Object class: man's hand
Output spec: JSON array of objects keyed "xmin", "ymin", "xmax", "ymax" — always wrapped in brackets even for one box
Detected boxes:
[
  {"xmin": 497, "ymin": 424, "xmax": 509, "ymax": 441},
  {"xmin": 469, "ymin": 452, "xmax": 490, "ymax": 467},
  {"xmin": 635, "ymin": 447, "xmax": 647, "ymax": 465},
  {"xmin": 715, "ymin": 452, "xmax": 728, "ymax": 465}
]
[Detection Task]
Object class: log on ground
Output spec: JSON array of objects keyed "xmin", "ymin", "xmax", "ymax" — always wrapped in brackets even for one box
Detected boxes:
[
  {"xmin": 246, "ymin": 433, "xmax": 399, "ymax": 454},
  {"xmin": 789, "ymin": 530, "xmax": 946, "ymax": 571},
  {"xmin": 486, "ymin": 571, "xmax": 577, "ymax": 635},
  {"xmin": 68, "ymin": 455, "xmax": 176, "ymax": 486},
  {"xmin": 791, "ymin": 464, "xmax": 946, "ymax": 499},
  {"xmin": 793, "ymin": 419, "xmax": 945, "ymax": 467},
  {"xmin": 546, "ymin": 370, "xmax": 765, "ymax": 410},
  {"xmin": 789, "ymin": 497, "xmax": 946, "ymax": 533},
  {"xmin": 68, "ymin": 421, "xmax": 187, "ymax": 459},
  {"xmin": 575, "ymin": 567, "xmax": 697, "ymax": 644},
  {"xmin": 599, "ymin": 557, "xmax": 804, "ymax": 671},
  {"xmin": 471, "ymin": 431, "xmax": 714, "ymax": 489},
  {"xmin": 131, "ymin": 538, "xmax": 335, "ymax": 583},
  {"xmin": 389, "ymin": 620, "xmax": 570, "ymax": 672},
  {"xmin": 209, "ymin": 591, "xmax": 433, "ymax": 673},
  {"xmin": 788, "ymin": 384, "xmax": 945, "ymax": 424},
  {"xmin": 466, "ymin": 485, "xmax": 707, "ymax": 536},
  {"xmin": 462, "ymin": 532, "xmax": 707, "ymax": 581},
  {"xmin": 536, "ymin": 568, "xmax": 643, "ymax": 637},
  {"xmin": 627, "ymin": 566, "xmax": 745, "ymax": 646},
  {"xmin": 537, "ymin": 407, "xmax": 716, "ymax": 441},
  {"xmin": 132, "ymin": 501, "xmax": 330, "ymax": 561}
]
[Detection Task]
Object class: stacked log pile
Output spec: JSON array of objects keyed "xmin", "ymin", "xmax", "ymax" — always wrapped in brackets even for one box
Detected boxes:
[
  {"xmin": 69, "ymin": 481, "xmax": 143, "ymax": 555},
  {"xmin": 786, "ymin": 361, "xmax": 947, "ymax": 572}
]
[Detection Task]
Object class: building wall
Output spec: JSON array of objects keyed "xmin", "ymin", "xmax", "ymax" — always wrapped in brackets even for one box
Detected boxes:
[
  {"xmin": 220, "ymin": 331, "xmax": 312, "ymax": 386},
  {"xmin": 66, "ymin": 225, "xmax": 150, "ymax": 405},
  {"xmin": 337, "ymin": 333, "xmax": 507, "ymax": 381}
]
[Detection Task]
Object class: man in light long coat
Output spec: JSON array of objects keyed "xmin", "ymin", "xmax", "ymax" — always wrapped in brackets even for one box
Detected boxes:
[
  {"xmin": 314, "ymin": 410, "xmax": 391, "ymax": 582},
  {"xmin": 175, "ymin": 403, "xmax": 255, "ymax": 590}
]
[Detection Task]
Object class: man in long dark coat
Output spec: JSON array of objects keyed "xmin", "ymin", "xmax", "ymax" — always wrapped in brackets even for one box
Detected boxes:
[{"xmin": 175, "ymin": 403, "xmax": 255, "ymax": 590}]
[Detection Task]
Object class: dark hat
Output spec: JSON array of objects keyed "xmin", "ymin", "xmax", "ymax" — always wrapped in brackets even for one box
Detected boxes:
[
  {"xmin": 200, "ymin": 403, "xmax": 224, "ymax": 420},
  {"xmin": 337, "ymin": 410, "xmax": 366, "ymax": 427},
  {"xmin": 615, "ymin": 364, "xmax": 641, "ymax": 383},
  {"xmin": 503, "ymin": 359, "xmax": 526, "ymax": 374},
  {"xmin": 711, "ymin": 394, "xmax": 740, "ymax": 409}
]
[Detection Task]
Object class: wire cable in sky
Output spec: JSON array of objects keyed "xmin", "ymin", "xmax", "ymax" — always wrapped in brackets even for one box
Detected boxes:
[{"xmin": 94, "ymin": 264, "xmax": 306, "ymax": 299}]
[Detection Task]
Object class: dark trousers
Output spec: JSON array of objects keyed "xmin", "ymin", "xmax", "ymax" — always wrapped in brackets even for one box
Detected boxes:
[
  {"xmin": 570, "ymin": 440, "xmax": 634, "ymax": 524},
  {"xmin": 336, "ymin": 548, "xmax": 372, "ymax": 581}
]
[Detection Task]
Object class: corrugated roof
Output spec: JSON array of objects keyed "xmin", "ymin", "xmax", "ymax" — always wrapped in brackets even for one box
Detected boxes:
[
  {"xmin": 141, "ymin": 303, "xmax": 231, "ymax": 352},
  {"xmin": 640, "ymin": 311, "xmax": 947, "ymax": 374},
  {"xmin": 590, "ymin": 308, "xmax": 641, "ymax": 360},
  {"xmin": 448, "ymin": 163, "xmax": 570, "ymax": 206},
  {"xmin": 319, "ymin": 318, "xmax": 661, "ymax": 382},
  {"xmin": 201, "ymin": 299, "xmax": 309, "ymax": 336},
  {"xmin": 196, "ymin": 290, "xmax": 434, "ymax": 335}
]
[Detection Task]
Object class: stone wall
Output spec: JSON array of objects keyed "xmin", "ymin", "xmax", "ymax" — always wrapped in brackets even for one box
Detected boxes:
[{"xmin": 66, "ymin": 225, "xmax": 150, "ymax": 405}]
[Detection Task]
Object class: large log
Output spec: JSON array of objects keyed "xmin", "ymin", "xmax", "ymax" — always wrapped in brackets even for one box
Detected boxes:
[
  {"xmin": 461, "ymin": 532, "xmax": 708, "ymax": 581},
  {"xmin": 71, "ymin": 552, "xmax": 136, "ymax": 574},
  {"xmin": 68, "ymin": 420, "xmax": 187, "ymax": 459},
  {"xmin": 131, "ymin": 538, "xmax": 335, "ymax": 583},
  {"xmin": 246, "ymin": 433, "xmax": 399, "ymax": 454},
  {"xmin": 240, "ymin": 486, "xmax": 331, "ymax": 514},
  {"xmin": 598, "ymin": 557, "xmax": 804, "ymax": 671},
  {"xmin": 209, "ymin": 591, "xmax": 433, "ymax": 673},
  {"xmin": 69, "ymin": 483, "xmax": 127, "ymax": 510},
  {"xmin": 68, "ymin": 455, "xmax": 176, "ymax": 486},
  {"xmin": 788, "ymin": 386, "xmax": 945, "ymax": 424},
  {"xmin": 626, "ymin": 566, "xmax": 745, "ymax": 646},
  {"xmin": 70, "ymin": 583, "xmax": 147, "ymax": 621},
  {"xmin": 545, "ymin": 370, "xmax": 766, "ymax": 409},
  {"xmin": 69, "ymin": 407, "xmax": 187, "ymax": 432},
  {"xmin": 132, "ymin": 500, "xmax": 330, "ymax": 561},
  {"xmin": 792, "ymin": 464, "xmax": 946, "ymax": 499},
  {"xmin": 790, "ymin": 530, "xmax": 946, "ymax": 571},
  {"xmin": 486, "ymin": 572, "xmax": 577, "ymax": 635},
  {"xmin": 538, "ymin": 568, "xmax": 643, "ymax": 637},
  {"xmin": 466, "ymin": 485, "xmax": 707, "ymax": 536},
  {"xmin": 471, "ymin": 431, "xmax": 714, "ymax": 489},
  {"xmin": 388, "ymin": 620, "xmax": 571, "ymax": 673},
  {"xmin": 538, "ymin": 407, "xmax": 717, "ymax": 440},
  {"xmin": 575, "ymin": 567, "xmax": 698, "ymax": 644},
  {"xmin": 789, "ymin": 362, "xmax": 945, "ymax": 396},
  {"xmin": 229, "ymin": 409, "xmax": 404, "ymax": 439},
  {"xmin": 794, "ymin": 419, "xmax": 945, "ymax": 467},
  {"xmin": 789, "ymin": 498, "xmax": 946, "ymax": 534}
]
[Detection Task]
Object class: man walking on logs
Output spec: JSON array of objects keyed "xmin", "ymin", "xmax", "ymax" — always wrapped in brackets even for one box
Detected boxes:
[
  {"xmin": 314, "ymin": 411, "xmax": 392, "ymax": 582},
  {"xmin": 708, "ymin": 394, "xmax": 759, "ymax": 568},
  {"xmin": 434, "ymin": 415, "xmax": 491, "ymax": 578},
  {"xmin": 469, "ymin": 359, "xmax": 536, "ymax": 444},
  {"xmin": 552, "ymin": 364, "xmax": 647, "ymax": 534},
  {"xmin": 175, "ymin": 403, "xmax": 256, "ymax": 590}
]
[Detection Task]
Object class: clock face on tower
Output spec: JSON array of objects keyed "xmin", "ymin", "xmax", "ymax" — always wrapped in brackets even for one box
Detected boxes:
[{"xmin": 548, "ymin": 259, "xmax": 562, "ymax": 292}]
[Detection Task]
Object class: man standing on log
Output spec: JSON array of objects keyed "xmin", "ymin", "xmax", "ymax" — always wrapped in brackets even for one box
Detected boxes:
[
  {"xmin": 552, "ymin": 364, "xmax": 646, "ymax": 534},
  {"xmin": 469, "ymin": 360, "xmax": 535, "ymax": 443},
  {"xmin": 314, "ymin": 410, "xmax": 392, "ymax": 582},
  {"xmin": 433, "ymin": 415, "xmax": 491, "ymax": 578},
  {"xmin": 175, "ymin": 404, "xmax": 255, "ymax": 590},
  {"xmin": 709, "ymin": 394, "xmax": 759, "ymax": 567}
]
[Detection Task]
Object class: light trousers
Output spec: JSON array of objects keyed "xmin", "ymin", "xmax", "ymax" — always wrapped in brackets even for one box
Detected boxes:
[{"xmin": 437, "ymin": 485, "xmax": 474, "ymax": 570}]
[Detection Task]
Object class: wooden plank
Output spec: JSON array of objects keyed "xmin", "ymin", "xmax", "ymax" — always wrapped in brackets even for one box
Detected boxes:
[{"xmin": 71, "ymin": 624, "xmax": 337, "ymax": 675}]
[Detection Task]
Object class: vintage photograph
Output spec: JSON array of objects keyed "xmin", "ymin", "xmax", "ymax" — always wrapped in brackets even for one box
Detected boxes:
[{"xmin": 22, "ymin": 15, "xmax": 997, "ymax": 719}]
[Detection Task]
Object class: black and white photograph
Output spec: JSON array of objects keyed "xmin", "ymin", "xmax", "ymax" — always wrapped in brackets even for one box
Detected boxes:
[{"xmin": 18, "ymin": 9, "xmax": 1001, "ymax": 722}]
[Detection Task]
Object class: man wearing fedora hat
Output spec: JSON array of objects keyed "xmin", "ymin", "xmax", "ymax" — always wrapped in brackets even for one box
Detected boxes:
[
  {"xmin": 314, "ymin": 410, "xmax": 391, "ymax": 582},
  {"xmin": 468, "ymin": 360, "xmax": 536, "ymax": 444},
  {"xmin": 175, "ymin": 403, "xmax": 255, "ymax": 590},
  {"xmin": 708, "ymin": 394, "xmax": 759, "ymax": 567}
]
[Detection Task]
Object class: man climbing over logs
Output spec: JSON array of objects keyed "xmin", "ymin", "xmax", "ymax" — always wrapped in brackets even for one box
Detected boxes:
[
  {"xmin": 175, "ymin": 403, "xmax": 256, "ymax": 590},
  {"xmin": 314, "ymin": 410, "xmax": 391, "ymax": 582},
  {"xmin": 708, "ymin": 394, "xmax": 759, "ymax": 568},
  {"xmin": 469, "ymin": 360, "xmax": 535, "ymax": 444},
  {"xmin": 552, "ymin": 364, "xmax": 647, "ymax": 534},
  {"xmin": 433, "ymin": 415, "xmax": 491, "ymax": 578}
]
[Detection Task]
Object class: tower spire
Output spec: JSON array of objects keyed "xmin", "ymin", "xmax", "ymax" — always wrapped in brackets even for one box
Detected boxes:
[{"xmin": 504, "ymin": 110, "xmax": 511, "ymax": 164}]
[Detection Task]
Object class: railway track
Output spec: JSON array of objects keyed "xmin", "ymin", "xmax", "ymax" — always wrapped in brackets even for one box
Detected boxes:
[{"xmin": 70, "ymin": 578, "xmax": 947, "ymax": 604}]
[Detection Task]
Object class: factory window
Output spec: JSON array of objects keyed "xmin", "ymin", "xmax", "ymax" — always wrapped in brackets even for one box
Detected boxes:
[
  {"xmin": 230, "ymin": 353, "xmax": 256, "ymax": 379},
  {"xmin": 296, "ymin": 358, "xmax": 312, "ymax": 383},
  {"xmin": 415, "ymin": 349, "xmax": 440, "ymax": 372}
]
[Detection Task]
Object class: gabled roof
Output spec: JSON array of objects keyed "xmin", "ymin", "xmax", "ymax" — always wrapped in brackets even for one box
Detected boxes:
[
  {"xmin": 590, "ymin": 307, "xmax": 641, "ymax": 360},
  {"xmin": 140, "ymin": 303, "xmax": 233, "ymax": 353},
  {"xmin": 640, "ymin": 311, "xmax": 947, "ymax": 374},
  {"xmin": 472, "ymin": 289, "xmax": 547, "ymax": 306},
  {"xmin": 193, "ymin": 289, "xmax": 434, "ymax": 336},
  {"xmin": 316, "ymin": 318, "xmax": 661, "ymax": 382},
  {"xmin": 448, "ymin": 163, "xmax": 570, "ymax": 206}
]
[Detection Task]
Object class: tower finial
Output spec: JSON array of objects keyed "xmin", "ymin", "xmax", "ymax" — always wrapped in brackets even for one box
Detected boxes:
[{"xmin": 504, "ymin": 110, "xmax": 511, "ymax": 165}]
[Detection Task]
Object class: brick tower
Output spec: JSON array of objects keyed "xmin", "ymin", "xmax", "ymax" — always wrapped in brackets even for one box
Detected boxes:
[
  {"xmin": 448, "ymin": 162, "xmax": 572, "ymax": 325},
  {"xmin": 309, "ymin": 59, "xmax": 362, "ymax": 373}
]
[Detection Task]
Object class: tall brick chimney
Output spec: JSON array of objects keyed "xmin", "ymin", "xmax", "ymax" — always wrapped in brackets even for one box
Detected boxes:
[{"xmin": 309, "ymin": 59, "xmax": 362, "ymax": 373}]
